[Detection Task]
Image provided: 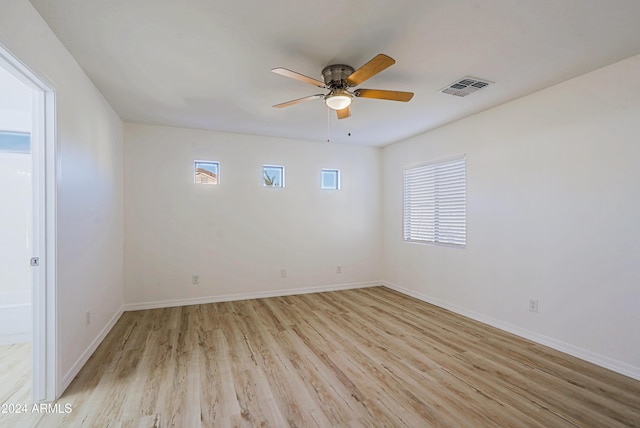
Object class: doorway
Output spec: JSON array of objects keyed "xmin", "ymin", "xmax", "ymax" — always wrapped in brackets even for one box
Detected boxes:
[{"xmin": 0, "ymin": 45, "xmax": 56, "ymax": 403}]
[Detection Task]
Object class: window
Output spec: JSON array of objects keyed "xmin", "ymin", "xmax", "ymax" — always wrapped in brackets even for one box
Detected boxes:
[
  {"xmin": 403, "ymin": 155, "xmax": 466, "ymax": 246},
  {"xmin": 0, "ymin": 131, "xmax": 30, "ymax": 154},
  {"xmin": 194, "ymin": 161, "xmax": 219, "ymax": 185},
  {"xmin": 263, "ymin": 165, "xmax": 284, "ymax": 187},
  {"xmin": 321, "ymin": 169, "xmax": 340, "ymax": 190}
]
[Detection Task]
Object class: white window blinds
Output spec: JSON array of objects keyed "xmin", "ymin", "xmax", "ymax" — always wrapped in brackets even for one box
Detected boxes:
[{"xmin": 403, "ymin": 156, "xmax": 466, "ymax": 246}]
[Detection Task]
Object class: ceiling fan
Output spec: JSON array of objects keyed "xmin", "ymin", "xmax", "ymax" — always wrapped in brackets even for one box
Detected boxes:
[{"xmin": 272, "ymin": 54, "xmax": 414, "ymax": 119}]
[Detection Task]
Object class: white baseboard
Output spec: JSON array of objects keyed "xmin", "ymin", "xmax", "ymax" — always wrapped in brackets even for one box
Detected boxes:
[
  {"xmin": 60, "ymin": 307, "xmax": 124, "ymax": 394},
  {"xmin": 123, "ymin": 281, "xmax": 379, "ymax": 311},
  {"xmin": 382, "ymin": 281, "xmax": 640, "ymax": 382},
  {"xmin": 67, "ymin": 279, "xmax": 638, "ymax": 398}
]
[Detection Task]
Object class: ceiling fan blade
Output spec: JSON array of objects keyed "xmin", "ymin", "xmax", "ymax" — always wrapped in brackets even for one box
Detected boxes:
[
  {"xmin": 336, "ymin": 106, "xmax": 350, "ymax": 120},
  {"xmin": 273, "ymin": 94, "xmax": 324, "ymax": 108},
  {"xmin": 354, "ymin": 89, "xmax": 414, "ymax": 102},
  {"xmin": 346, "ymin": 54, "xmax": 395, "ymax": 86},
  {"xmin": 271, "ymin": 67, "xmax": 326, "ymax": 88}
]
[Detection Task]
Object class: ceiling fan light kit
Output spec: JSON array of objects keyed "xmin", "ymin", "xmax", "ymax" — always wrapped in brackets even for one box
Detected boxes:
[
  {"xmin": 325, "ymin": 89, "xmax": 353, "ymax": 110},
  {"xmin": 272, "ymin": 54, "xmax": 414, "ymax": 119}
]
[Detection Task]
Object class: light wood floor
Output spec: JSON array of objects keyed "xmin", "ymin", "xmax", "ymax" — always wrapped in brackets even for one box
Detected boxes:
[
  {"xmin": 0, "ymin": 342, "xmax": 31, "ymax": 409},
  {"xmin": 3, "ymin": 287, "xmax": 640, "ymax": 427}
]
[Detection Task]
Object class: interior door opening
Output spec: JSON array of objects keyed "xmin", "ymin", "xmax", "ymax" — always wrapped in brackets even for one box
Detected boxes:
[{"xmin": 0, "ymin": 44, "xmax": 57, "ymax": 403}]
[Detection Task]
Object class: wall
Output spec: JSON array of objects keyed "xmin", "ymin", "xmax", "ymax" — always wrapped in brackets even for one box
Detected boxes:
[
  {"xmin": 0, "ymin": 65, "xmax": 32, "ymax": 344},
  {"xmin": 382, "ymin": 54, "xmax": 640, "ymax": 379},
  {"xmin": 1, "ymin": 0, "xmax": 124, "ymax": 392},
  {"xmin": 124, "ymin": 124, "xmax": 382, "ymax": 306}
]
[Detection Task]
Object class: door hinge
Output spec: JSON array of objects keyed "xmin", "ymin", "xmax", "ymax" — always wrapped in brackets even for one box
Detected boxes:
[{"xmin": 30, "ymin": 257, "xmax": 40, "ymax": 266}]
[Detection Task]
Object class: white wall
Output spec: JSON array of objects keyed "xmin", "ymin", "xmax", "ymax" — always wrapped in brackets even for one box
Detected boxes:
[
  {"xmin": 1, "ymin": 0, "xmax": 124, "ymax": 391},
  {"xmin": 382, "ymin": 54, "xmax": 640, "ymax": 379},
  {"xmin": 124, "ymin": 124, "xmax": 381, "ymax": 306}
]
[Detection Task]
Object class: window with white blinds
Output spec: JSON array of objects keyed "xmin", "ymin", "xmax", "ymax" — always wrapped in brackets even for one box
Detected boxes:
[{"xmin": 403, "ymin": 155, "xmax": 466, "ymax": 246}]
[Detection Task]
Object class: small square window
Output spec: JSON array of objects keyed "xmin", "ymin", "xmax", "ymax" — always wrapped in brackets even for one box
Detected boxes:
[
  {"xmin": 194, "ymin": 161, "xmax": 219, "ymax": 185},
  {"xmin": 321, "ymin": 169, "xmax": 340, "ymax": 190},
  {"xmin": 263, "ymin": 165, "xmax": 284, "ymax": 188}
]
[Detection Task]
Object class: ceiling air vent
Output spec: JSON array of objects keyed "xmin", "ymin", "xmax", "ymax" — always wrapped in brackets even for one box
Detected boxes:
[{"xmin": 440, "ymin": 76, "xmax": 492, "ymax": 97}]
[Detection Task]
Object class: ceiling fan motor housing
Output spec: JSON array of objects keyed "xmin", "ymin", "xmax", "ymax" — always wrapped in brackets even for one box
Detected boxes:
[{"xmin": 322, "ymin": 64, "xmax": 355, "ymax": 89}]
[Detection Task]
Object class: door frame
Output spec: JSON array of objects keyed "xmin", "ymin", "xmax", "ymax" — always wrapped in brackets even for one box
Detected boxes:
[{"xmin": 0, "ymin": 44, "xmax": 57, "ymax": 402}]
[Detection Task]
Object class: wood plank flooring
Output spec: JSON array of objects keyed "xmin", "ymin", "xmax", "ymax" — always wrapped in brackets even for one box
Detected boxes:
[
  {"xmin": 0, "ymin": 342, "xmax": 31, "ymax": 409},
  {"xmin": 2, "ymin": 286, "xmax": 639, "ymax": 427}
]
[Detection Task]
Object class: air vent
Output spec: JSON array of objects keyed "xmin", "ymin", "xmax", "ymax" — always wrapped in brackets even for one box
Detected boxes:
[{"xmin": 440, "ymin": 76, "xmax": 492, "ymax": 97}]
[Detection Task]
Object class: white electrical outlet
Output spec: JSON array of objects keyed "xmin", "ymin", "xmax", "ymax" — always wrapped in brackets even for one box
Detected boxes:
[
  {"xmin": 529, "ymin": 299, "xmax": 539, "ymax": 313},
  {"xmin": 85, "ymin": 311, "xmax": 91, "ymax": 325},
  {"xmin": 280, "ymin": 269, "xmax": 287, "ymax": 278},
  {"xmin": 336, "ymin": 266, "xmax": 342, "ymax": 274},
  {"xmin": 192, "ymin": 275, "xmax": 200, "ymax": 285}
]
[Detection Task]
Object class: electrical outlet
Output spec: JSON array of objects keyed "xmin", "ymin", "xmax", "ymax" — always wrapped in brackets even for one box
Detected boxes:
[
  {"xmin": 529, "ymin": 299, "xmax": 539, "ymax": 313},
  {"xmin": 280, "ymin": 269, "xmax": 287, "ymax": 278},
  {"xmin": 85, "ymin": 311, "xmax": 91, "ymax": 325},
  {"xmin": 336, "ymin": 266, "xmax": 342, "ymax": 274},
  {"xmin": 192, "ymin": 275, "xmax": 200, "ymax": 285}
]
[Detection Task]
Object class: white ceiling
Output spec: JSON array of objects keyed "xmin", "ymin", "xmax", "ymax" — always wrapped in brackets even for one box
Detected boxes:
[{"xmin": 29, "ymin": 0, "xmax": 640, "ymax": 147}]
